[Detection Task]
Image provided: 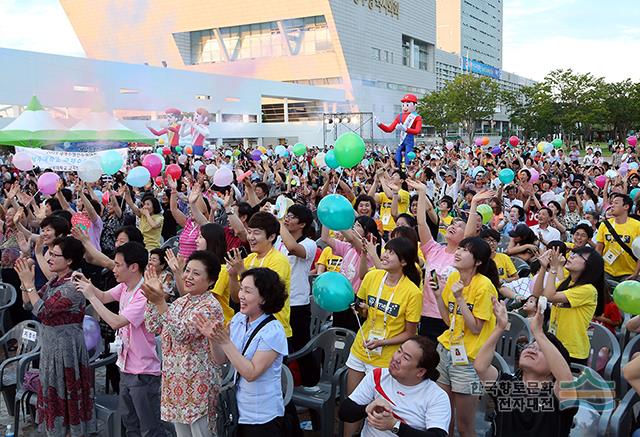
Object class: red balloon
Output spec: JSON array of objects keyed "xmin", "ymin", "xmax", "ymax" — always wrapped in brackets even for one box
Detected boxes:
[
  {"xmin": 509, "ymin": 136, "xmax": 520, "ymax": 147},
  {"xmin": 155, "ymin": 176, "xmax": 164, "ymax": 186},
  {"xmin": 166, "ymin": 164, "xmax": 182, "ymax": 180},
  {"xmin": 142, "ymin": 153, "xmax": 163, "ymax": 177},
  {"xmin": 162, "ymin": 146, "xmax": 171, "ymax": 155}
]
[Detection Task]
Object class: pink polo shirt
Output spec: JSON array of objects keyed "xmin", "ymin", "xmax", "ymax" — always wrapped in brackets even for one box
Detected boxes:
[
  {"xmin": 333, "ymin": 240, "xmax": 373, "ymax": 292},
  {"xmin": 178, "ymin": 217, "xmax": 199, "ymax": 258},
  {"xmin": 420, "ymin": 239, "xmax": 457, "ymax": 318},
  {"xmin": 109, "ymin": 281, "xmax": 161, "ymax": 375}
]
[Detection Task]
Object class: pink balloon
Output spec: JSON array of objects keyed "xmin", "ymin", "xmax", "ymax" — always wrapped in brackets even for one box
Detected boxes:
[
  {"xmin": 509, "ymin": 136, "xmax": 520, "ymax": 147},
  {"xmin": 142, "ymin": 154, "xmax": 163, "ymax": 177},
  {"xmin": 529, "ymin": 168, "xmax": 539, "ymax": 184},
  {"xmin": 237, "ymin": 170, "xmax": 253, "ymax": 183},
  {"xmin": 620, "ymin": 162, "xmax": 629, "ymax": 176},
  {"xmin": 213, "ymin": 166, "xmax": 233, "ymax": 187},
  {"xmin": 12, "ymin": 152, "xmax": 33, "ymax": 171},
  {"xmin": 37, "ymin": 172, "xmax": 60, "ymax": 195},
  {"xmin": 204, "ymin": 150, "xmax": 213, "ymax": 159},
  {"xmin": 595, "ymin": 175, "xmax": 606, "ymax": 189},
  {"xmin": 474, "ymin": 137, "xmax": 483, "ymax": 146},
  {"xmin": 628, "ymin": 136, "xmax": 638, "ymax": 147}
]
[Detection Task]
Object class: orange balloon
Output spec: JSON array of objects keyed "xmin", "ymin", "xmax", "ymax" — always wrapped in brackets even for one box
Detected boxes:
[
  {"xmin": 185, "ymin": 146, "xmax": 193, "ymax": 155},
  {"xmin": 482, "ymin": 136, "xmax": 490, "ymax": 146}
]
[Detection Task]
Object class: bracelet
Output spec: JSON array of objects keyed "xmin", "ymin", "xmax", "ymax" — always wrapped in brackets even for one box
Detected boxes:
[
  {"xmin": 26, "ymin": 287, "xmax": 36, "ymax": 293},
  {"xmin": 549, "ymin": 270, "xmax": 558, "ymax": 275},
  {"xmin": 226, "ymin": 210, "xmax": 234, "ymax": 215}
]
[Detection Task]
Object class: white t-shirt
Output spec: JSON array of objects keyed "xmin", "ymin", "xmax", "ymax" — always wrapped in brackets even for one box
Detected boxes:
[
  {"xmin": 349, "ymin": 368, "xmax": 451, "ymax": 437},
  {"xmin": 275, "ymin": 236, "xmax": 317, "ymax": 306},
  {"xmin": 530, "ymin": 224, "xmax": 562, "ymax": 250}
]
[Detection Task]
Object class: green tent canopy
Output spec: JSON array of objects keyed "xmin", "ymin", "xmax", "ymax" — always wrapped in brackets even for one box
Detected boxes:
[
  {"xmin": 0, "ymin": 96, "xmax": 69, "ymax": 147},
  {"xmin": 68, "ymin": 111, "xmax": 154, "ymax": 144}
]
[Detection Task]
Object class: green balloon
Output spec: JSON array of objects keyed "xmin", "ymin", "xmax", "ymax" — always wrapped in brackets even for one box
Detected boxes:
[
  {"xmin": 614, "ymin": 281, "xmax": 640, "ymax": 314},
  {"xmin": 552, "ymin": 138, "xmax": 563, "ymax": 148},
  {"xmin": 334, "ymin": 132, "xmax": 366, "ymax": 168},
  {"xmin": 293, "ymin": 143, "xmax": 307, "ymax": 157},
  {"xmin": 476, "ymin": 204, "xmax": 494, "ymax": 225},
  {"xmin": 233, "ymin": 149, "xmax": 241, "ymax": 156},
  {"xmin": 175, "ymin": 146, "xmax": 182, "ymax": 154}
]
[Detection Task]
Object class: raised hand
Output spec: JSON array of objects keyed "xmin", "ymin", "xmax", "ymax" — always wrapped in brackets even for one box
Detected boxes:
[
  {"xmin": 141, "ymin": 268, "xmax": 165, "ymax": 305},
  {"xmin": 492, "ymin": 296, "xmax": 508, "ymax": 330},
  {"xmin": 15, "ymin": 257, "xmax": 35, "ymax": 287},
  {"xmin": 188, "ymin": 184, "xmax": 201, "ymax": 204},
  {"xmin": 16, "ymin": 232, "xmax": 31, "ymax": 255},
  {"xmin": 451, "ymin": 280, "xmax": 465, "ymax": 300},
  {"xmin": 194, "ymin": 313, "xmax": 230, "ymax": 344},
  {"xmin": 165, "ymin": 249, "xmax": 185, "ymax": 274},
  {"xmin": 406, "ymin": 179, "xmax": 427, "ymax": 193},
  {"xmin": 225, "ymin": 248, "xmax": 244, "ymax": 276}
]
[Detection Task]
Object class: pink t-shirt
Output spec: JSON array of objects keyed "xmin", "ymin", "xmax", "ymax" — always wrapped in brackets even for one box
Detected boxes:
[
  {"xmin": 109, "ymin": 281, "xmax": 161, "ymax": 375},
  {"xmin": 333, "ymin": 240, "xmax": 373, "ymax": 292},
  {"xmin": 420, "ymin": 239, "xmax": 456, "ymax": 318},
  {"xmin": 178, "ymin": 218, "xmax": 200, "ymax": 258}
]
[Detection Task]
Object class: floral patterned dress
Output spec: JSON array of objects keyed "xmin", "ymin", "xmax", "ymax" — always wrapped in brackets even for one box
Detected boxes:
[
  {"xmin": 145, "ymin": 292, "xmax": 224, "ymax": 426},
  {"xmin": 25, "ymin": 273, "xmax": 95, "ymax": 437}
]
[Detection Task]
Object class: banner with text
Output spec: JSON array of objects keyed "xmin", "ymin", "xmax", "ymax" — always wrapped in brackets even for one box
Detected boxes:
[{"xmin": 14, "ymin": 147, "xmax": 128, "ymax": 172}]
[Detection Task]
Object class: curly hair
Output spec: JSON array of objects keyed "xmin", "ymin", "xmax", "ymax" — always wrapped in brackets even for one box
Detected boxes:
[{"xmin": 240, "ymin": 268, "xmax": 287, "ymax": 314}]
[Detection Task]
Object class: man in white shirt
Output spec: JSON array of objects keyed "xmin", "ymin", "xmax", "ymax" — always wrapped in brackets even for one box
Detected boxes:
[
  {"xmin": 339, "ymin": 337, "xmax": 450, "ymax": 437},
  {"xmin": 275, "ymin": 203, "xmax": 318, "ymax": 385},
  {"xmin": 530, "ymin": 207, "xmax": 562, "ymax": 251}
]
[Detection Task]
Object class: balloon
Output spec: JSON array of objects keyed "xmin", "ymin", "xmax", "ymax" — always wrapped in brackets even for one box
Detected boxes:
[
  {"xmin": 543, "ymin": 142, "xmax": 553, "ymax": 154},
  {"xmin": 251, "ymin": 149, "xmax": 262, "ymax": 161},
  {"xmin": 203, "ymin": 150, "xmax": 213, "ymax": 159},
  {"xmin": 476, "ymin": 204, "xmax": 494, "ymax": 225},
  {"xmin": 178, "ymin": 155, "xmax": 188, "ymax": 165},
  {"xmin": 237, "ymin": 170, "xmax": 253, "ymax": 183},
  {"xmin": 205, "ymin": 164, "xmax": 217, "ymax": 177},
  {"xmin": 175, "ymin": 146, "xmax": 182, "ymax": 154},
  {"xmin": 529, "ymin": 168, "xmax": 539, "ymax": 183},
  {"xmin": 472, "ymin": 166, "xmax": 486, "ymax": 178},
  {"xmin": 142, "ymin": 154, "xmax": 163, "ymax": 178},
  {"xmin": 184, "ymin": 146, "xmax": 193, "ymax": 155},
  {"xmin": 78, "ymin": 159, "xmax": 102, "ymax": 183},
  {"xmin": 100, "ymin": 150, "xmax": 124, "ymax": 175},
  {"xmin": 312, "ymin": 272, "xmax": 355, "ymax": 312},
  {"xmin": 595, "ymin": 175, "xmax": 606, "ymax": 189},
  {"xmin": 101, "ymin": 191, "xmax": 110, "ymax": 205},
  {"xmin": 537, "ymin": 142, "xmax": 546, "ymax": 153},
  {"xmin": 325, "ymin": 150, "xmax": 340, "ymax": 169},
  {"xmin": 126, "ymin": 166, "xmax": 151, "ymax": 188},
  {"xmin": 232, "ymin": 149, "xmax": 241, "ymax": 157},
  {"xmin": 155, "ymin": 176, "xmax": 164, "ymax": 186},
  {"xmin": 509, "ymin": 136, "xmax": 520, "ymax": 147},
  {"xmin": 317, "ymin": 194, "xmax": 355, "ymax": 231},
  {"xmin": 632, "ymin": 237, "xmax": 640, "ymax": 259},
  {"xmin": 481, "ymin": 136, "xmax": 490, "ymax": 146},
  {"xmin": 446, "ymin": 141, "xmax": 454, "ymax": 150},
  {"xmin": 162, "ymin": 146, "xmax": 171, "ymax": 155},
  {"xmin": 605, "ymin": 169, "xmax": 618, "ymax": 179},
  {"xmin": 275, "ymin": 145, "xmax": 287, "ymax": 157},
  {"xmin": 37, "ymin": 172, "xmax": 60, "ymax": 195},
  {"xmin": 620, "ymin": 162, "xmax": 629, "ymax": 177},
  {"xmin": 614, "ymin": 281, "xmax": 640, "ymax": 314},
  {"xmin": 406, "ymin": 151, "xmax": 416, "ymax": 162},
  {"xmin": 334, "ymin": 132, "xmax": 366, "ymax": 168},
  {"xmin": 154, "ymin": 153, "xmax": 166, "ymax": 172},
  {"xmin": 258, "ymin": 146, "xmax": 267, "ymax": 154},
  {"xmin": 12, "ymin": 152, "xmax": 33, "ymax": 171},
  {"xmin": 316, "ymin": 152, "xmax": 326, "ymax": 168},
  {"xmin": 165, "ymin": 164, "xmax": 182, "ymax": 180},
  {"xmin": 293, "ymin": 143, "xmax": 307, "ymax": 157},
  {"xmin": 193, "ymin": 160, "xmax": 204, "ymax": 173},
  {"xmin": 491, "ymin": 146, "xmax": 501, "ymax": 155},
  {"xmin": 552, "ymin": 138, "xmax": 563, "ymax": 148},
  {"xmin": 630, "ymin": 188, "xmax": 640, "ymax": 201},
  {"xmin": 213, "ymin": 166, "xmax": 233, "ymax": 186},
  {"xmin": 628, "ymin": 136, "xmax": 638, "ymax": 147},
  {"xmin": 498, "ymin": 168, "xmax": 515, "ymax": 184},
  {"xmin": 474, "ymin": 137, "xmax": 483, "ymax": 146},
  {"xmin": 631, "ymin": 162, "xmax": 639, "ymax": 171},
  {"xmin": 83, "ymin": 315, "xmax": 101, "ymax": 351},
  {"xmin": 93, "ymin": 189, "xmax": 103, "ymax": 201}
]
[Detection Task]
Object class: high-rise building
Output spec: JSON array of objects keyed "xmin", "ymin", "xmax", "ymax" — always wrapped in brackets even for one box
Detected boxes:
[{"xmin": 436, "ymin": 0, "xmax": 503, "ymax": 69}]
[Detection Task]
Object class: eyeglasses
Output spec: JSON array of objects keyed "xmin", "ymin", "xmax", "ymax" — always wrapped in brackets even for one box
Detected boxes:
[
  {"xmin": 522, "ymin": 341, "xmax": 539, "ymax": 351},
  {"xmin": 569, "ymin": 251, "xmax": 588, "ymax": 262},
  {"xmin": 284, "ymin": 213, "xmax": 298, "ymax": 220},
  {"xmin": 49, "ymin": 252, "xmax": 64, "ymax": 258}
]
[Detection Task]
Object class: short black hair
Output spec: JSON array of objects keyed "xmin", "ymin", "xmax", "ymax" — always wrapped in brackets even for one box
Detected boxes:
[
  {"xmin": 41, "ymin": 215, "xmax": 71, "ymax": 237},
  {"xmin": 573, "ymin": 223, "xmax": 594, "ymax": 239},
  {"xmin": 407, "ymin": 336, "xmax": 440, "ymax": 381},
  {"xmin": 538, "ymin": 206, "xmax": 553, "ymax": 217},
  {"xmin": 45, "ymin": 198, "xmax": 61, "ymax": 211},
  {"xmin": 611, "ymin": 192, "xmax": 633, "ymax": 211},
  {"xmin": 236, "ymin": 201, "xmax": 255, "ymax": 221},
  {"xmin": 115, "ymin": 226, "xmax": 144, "ymax": 244},
  {"xmin": 141, "ymin": 195, "xmax": 162, "ymax": 215},
  {"xmin": 50, "ymin": 209, "xmax": 73, "ymax": 227},
  {"xmin": 396, "ymin": 213, "xmax": 417, "ymax": 228},
  {"xmin": 354, "ymin": 194, "xmax": 377, "ymax": 217},
  {"xmin": 114, "ymin": 242, "xmax": 148, "ymax": 272},
  {"xmin": 255, "ymin": 182, "xmax": 270, "ymax": 195},
  {"xmin": 480, "ymin": 227, "xmax": 501, "ymax": 243},
  {"xmin": 287, "ymin": 204, "xmax": 314, "ymax": 237},
  {"xmin": 50, "ymin": 236, "xmax": 85, "ymax": 270},
  {"xmin": 240, "ymin": 267, "xmax": 287, "ymax": 314},
  {"xmin": 187, "ymin": 250, "xmax": 222, "ymax": 285},
  {"xmin": 247, "ymin": 211, "xmax": 280, "ymax": 243},
  {"xmin": 149, "ymin": 247, "xmax": 168, "ymax": 268}
]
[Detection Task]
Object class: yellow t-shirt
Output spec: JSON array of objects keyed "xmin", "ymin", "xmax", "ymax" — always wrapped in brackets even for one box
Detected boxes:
[
  {"xmin": 140, "ymin": 214, "xmax": 164, "ymax": 250},
  {"xmin": 244, "ymin": 249, "xmax": 292, "ymax": 337},
  {"xmin": 596, "ymin": 218, "xmax": 640, "ymax": 277},
  {"xmin": 317, "ymin": 246, "xmax": 343, "ymax": 272},
  {"xmin": 437, "ymin": 271, "xmax": 497, "ymax": 360},
  {"xmin": 549, "ymin": 282, "xmax": 597, "ymax": 360},
  {"xmin": 438, "ymin": 215, "xmax": 454, "ymax": 236},
  {"xmin": 211, "ymin": 268, "xmax": 235, "ymax": 324},
  {"xmin": 351, "ymin": 269, "xmax": 422, "ymax": 367},
  {"xmin": 377, "ymin": 191, "xmax": 410, "ymax": 232},
  {"xmin": 494, "ymin": 253, "xmax": 517, "ymax": 282}
]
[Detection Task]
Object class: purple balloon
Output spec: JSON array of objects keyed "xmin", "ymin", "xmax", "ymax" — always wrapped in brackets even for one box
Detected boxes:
[
  {"xmin": 251, "ymin": 150, "xmax": 262, "ymax": 161},
  {"xmin": 83, "ymin": 315, "xmax": 101, "ymax": 351},
  {"xmin": 37, "ymin": 172, "xmax": 60, "ymax": 195},
  {"xmin": 491, "ymin": 146, "xmax": 501, "ymax": 155},
  {"xmin": 475, "ymin": 137, "xmax": 483, "ymax": 146}
]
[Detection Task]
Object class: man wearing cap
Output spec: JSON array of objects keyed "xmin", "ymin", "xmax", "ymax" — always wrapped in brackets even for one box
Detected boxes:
[
  {"xmin": 377, "ymin": 94, "xmax": 423, "ymax": 167},
  {"xmin": 146, "ymin": 108, "xmax": 182, "ymax": 150}
]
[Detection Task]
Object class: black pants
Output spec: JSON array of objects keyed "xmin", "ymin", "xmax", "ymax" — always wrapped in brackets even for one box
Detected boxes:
[
  {"xmin": 288, "ymin": 304, "xmax": 320, "ymax": 387},
  {"xmin": 237, "ymin": 416, "xmax": 284, "ymax": 437},
  {"xmin": 418, "ymin": 316, "xmax": 449, "ymax": 343}
]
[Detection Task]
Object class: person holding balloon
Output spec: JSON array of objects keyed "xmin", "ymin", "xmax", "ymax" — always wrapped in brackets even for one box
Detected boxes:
[
  {"xmin": 122, "ymin": 188, "xmax": 164, "ymax": 250},
  {"xmin": 14, "ymin": 236, "xmax": 96, "ymax": 436}
]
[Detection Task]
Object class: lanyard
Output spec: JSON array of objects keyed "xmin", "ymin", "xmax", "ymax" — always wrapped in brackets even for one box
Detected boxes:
[
  {"xmin": 371, "ymin": 273, "xmax": 400, "ymax": 332},
  {"xmin": 122, "ymin": 277, "xmax": 144, "ymax": 310},
  {"xmin": 249, "ymin": 248, "xmax": 272, "ymax": 269}
]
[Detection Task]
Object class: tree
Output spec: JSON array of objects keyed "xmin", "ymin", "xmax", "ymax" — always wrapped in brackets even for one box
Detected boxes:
[
  {"xmin": 504, "ymin": 82, "xmax": 557, "ymax": 139},
  {"xmin": 602, "ymin": 80, "xmax": 640, "ymax": 142},
  {"xmin": 443, "ymin": 74, "xmax": 501, "ymax": 145},
  {"xmin": 418, "ymin": 88, "xmax": 452, "ymax": 145}
]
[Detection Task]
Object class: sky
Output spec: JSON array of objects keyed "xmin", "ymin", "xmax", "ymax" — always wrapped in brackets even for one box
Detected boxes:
[{"xmin": 0, "ymin": 0, "xmax": 638, "ymax": 83}]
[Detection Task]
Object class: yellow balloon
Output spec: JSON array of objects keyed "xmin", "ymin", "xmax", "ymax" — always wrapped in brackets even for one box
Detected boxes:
[
  {"xmin": 537, "ymin": 142, "xmax": 545, "ymax": 153},
  {"xmin": 258, "ymin": 146, "xmax": 267, "ymax": 154}
]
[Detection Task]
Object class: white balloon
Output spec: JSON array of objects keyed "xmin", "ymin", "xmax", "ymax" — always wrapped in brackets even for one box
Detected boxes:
[
  {"xmin": 316, "ymin": 152, "xmax": 326, "ymax": 168},
  {"xmin": 605, "ymin": 169, "xmax": 618, "ymax": 179},
  {"xmin": 193, "ymin": 160, "xmax": 203, "ymax": 172},
  {"xmin": 205, "ymin": 164, "xmax": 218, "ymax": 177},
  {"xmin": 78, "ymin": 158, "xmax": 102, "ymax": 183},
  {"xmin": 178, "ymin": 155, "xmax": 188, "ymax": 164},
  {"xmin": 632, "ymin": 237, "xmax": 640, "ymax": 259}
]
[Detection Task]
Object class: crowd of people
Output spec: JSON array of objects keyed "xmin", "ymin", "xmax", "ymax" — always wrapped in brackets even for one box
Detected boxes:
[{"xmin": 2, "ymin": 135, "xmax": 640, "ymax": 437}]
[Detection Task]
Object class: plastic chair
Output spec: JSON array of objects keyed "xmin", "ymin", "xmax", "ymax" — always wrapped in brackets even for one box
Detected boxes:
[
  {"xmin": 161, "ymin": 235, "xmax": 180, "ymax": 253},
  {"xmin": 586, "ymin": 322, "xmax": 621, "ymax": 382},
  {"xmin": 0, "ymin": 320, "xmax": 41, "ymax": 416},
  {"xmin": 0, "ymin": 283, "xmax": 16, "ymax": 334},
  {"xmin": 281, "ymin": 365, "xmax": 294, "ymax": 405},
  {"xmin": 492, "ymin": 352, "xmax": 510, "ymax": 374},
  {"xmin": 568, "ymin": 364, "xmax": 615, "ymax": 437},
  {"xmin": 618, "ymin": 334, "xmax": 640, "ymax": 396},
  {"xmin": 310, "ymin": 295, "xmax": 332, "ymax": 337},
  {"xmin": 495, "ymin": 312, "xmax": 532, "ymax": 372},
  {"xmin": 510, "ymin": 257, "xmax": 531, "ymax": 278},
  {"xmin": 618, "ymin": 312, "xmax": 635, "ymax": 350},
  {"xmin": 289, "ymin": 328, "xmax": 355, "ymax": 437},
  {"xmin": 606, "ymin": 389, "xmax": 640, "ymax": 437}
]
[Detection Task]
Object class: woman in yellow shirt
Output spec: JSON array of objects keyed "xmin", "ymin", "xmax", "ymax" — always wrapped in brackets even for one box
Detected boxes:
[
  {"xmin": 123, "ymin": 190, "xmax": 164, "ymax": 250},
  {"xmin": 433, "ymin": 237, "xmax": 499, "ymax": 437},
  {"xmin": 532, "ymin": 246, "xmax": 604, "ymax": 364},
  {"xmin": 344, "ymin": 237, "xmax": 422, "ymax": 437}
]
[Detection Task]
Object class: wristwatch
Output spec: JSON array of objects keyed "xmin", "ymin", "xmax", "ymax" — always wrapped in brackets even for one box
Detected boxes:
[{"xmin": 391, "ymin": 420, "xmax": 401, "ymax": 434}]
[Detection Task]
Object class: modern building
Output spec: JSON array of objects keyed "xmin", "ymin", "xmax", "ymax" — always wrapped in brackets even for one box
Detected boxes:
[{"xmin": 436, "ymin": 0, "xmax": 503, "ymax": 69}]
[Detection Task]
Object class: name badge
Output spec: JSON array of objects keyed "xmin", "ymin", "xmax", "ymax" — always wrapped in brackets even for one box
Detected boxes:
[
  {"xmin": 367, "ymin": 328, "xmax": 385, "ymax": 356},
  {"xmin": 450, "ymin": 344, "xmax": 469, "ymax": 366},
  {"xmin": 381, "ymin": 213, "xmax": 391, "ymax": 225},
  {"xmin": 603, "ymin": 249, "xmax": 619, "ymax": 265}
]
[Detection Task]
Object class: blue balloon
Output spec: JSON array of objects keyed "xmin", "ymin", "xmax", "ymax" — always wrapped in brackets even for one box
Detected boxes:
[
  {"xmin": 498, "ymin": 168, "xmax": 515, "ymax": 184},
  {"xmin": 83, "ymin": 315, "xmax": 101, "ymax": 351},
  {"xmin": 275, "ymin": 145, "xmax": 287, "ymax": 157},
  {"xmin": 312, "ymin": 272, "xmax": 355, "ymax": 312},
  {"xmin": 317, "ymin": 194, "xmax": 355, "ymax": 231},
  {"xmin": 631, "ymin": 188, "xmax": 640, "ymax": 201},
  {"xmin": 126, "ymin": 166, "xmax": 151, "ymax": 188},
  {"xmin": 325, "ymin": 150, "xmax": 340, "ymax": 169},
  {"xmin": 406, "ymin": 151, "xmax": 416, "ymax": 162},
  {"xmin": 93, "ymin": 189, "xmax": 103, "ymax": 200},
  {"xmin": 100, "ymin": 150, "xmax": 124, "ymax": 176}
]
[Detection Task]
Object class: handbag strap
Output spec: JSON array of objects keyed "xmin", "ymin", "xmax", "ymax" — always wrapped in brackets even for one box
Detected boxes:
[
  {"xmin": 241, "ymin": 314, "xmax": 276, "ymax": 355},
  {"xmin": 602, "ymin": 219, "xmax": 637, "ymax": 262}
]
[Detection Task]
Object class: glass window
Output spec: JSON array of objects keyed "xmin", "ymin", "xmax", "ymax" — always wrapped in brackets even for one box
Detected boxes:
[
  {"xmin": 402, "ymin": 35, "xmax": 411, "ymax": 66},
  {"xmin": 372, "ymin": 47, "xmax": 381, "ymax": 60}
]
